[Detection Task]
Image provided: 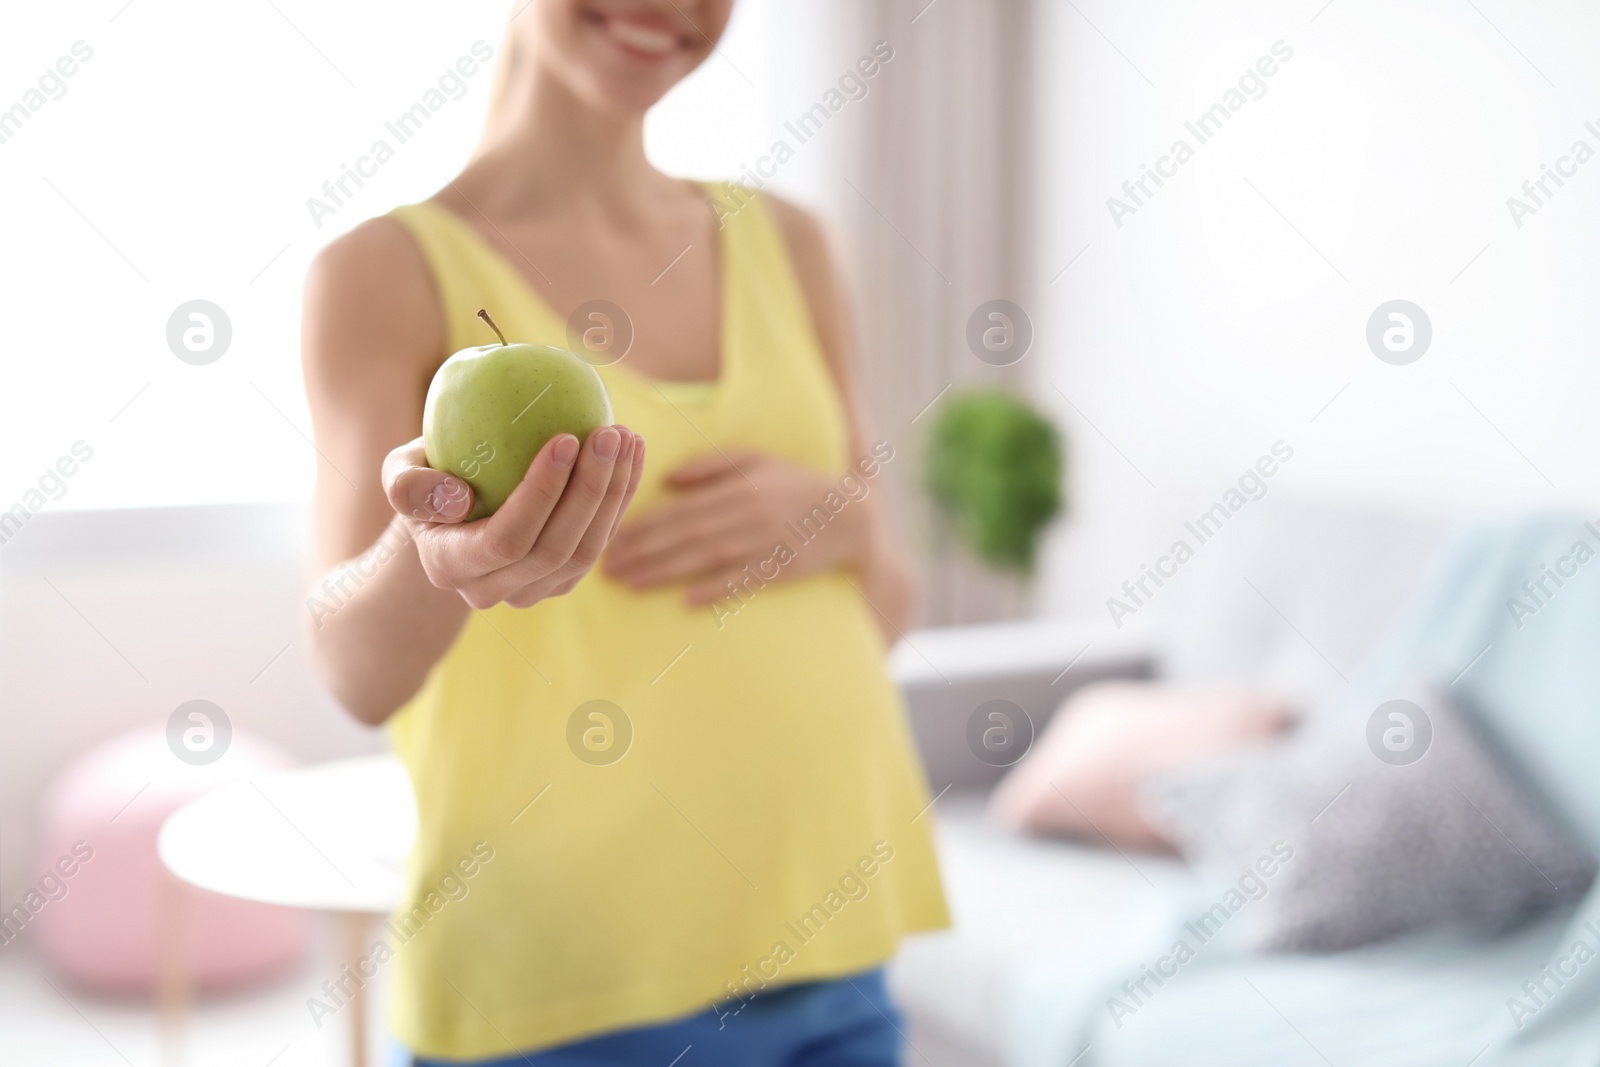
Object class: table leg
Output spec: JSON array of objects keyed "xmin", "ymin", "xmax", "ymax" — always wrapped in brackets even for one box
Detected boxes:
[
  {"xmin": 157, "ymin": 868, "xmax": 190, "ymax": 1067},
  {"xmin": 340, "ymin": 911, "xmax": 372, "ymax": 1067}
]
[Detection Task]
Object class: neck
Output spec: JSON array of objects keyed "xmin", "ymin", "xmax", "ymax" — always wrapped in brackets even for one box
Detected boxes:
[{"xmin": 469, "ymin": 65, "xmax": 665, "ymax": 216}]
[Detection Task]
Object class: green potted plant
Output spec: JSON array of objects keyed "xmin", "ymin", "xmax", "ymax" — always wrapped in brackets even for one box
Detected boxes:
[{"xmin": 924, "ymin": 389, "xmax": 1064, "ymax": 573}]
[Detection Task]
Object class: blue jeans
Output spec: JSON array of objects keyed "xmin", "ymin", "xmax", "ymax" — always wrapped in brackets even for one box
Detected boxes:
[{"xmin": 398, "ymin": 968, "xmax": 903, "ymax": 1067}]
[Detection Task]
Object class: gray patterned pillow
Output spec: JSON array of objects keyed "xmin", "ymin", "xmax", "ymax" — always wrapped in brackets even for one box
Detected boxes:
[{"xmin": 1140, "ymin": 684, "xmax": 1595, "ymax": 951}]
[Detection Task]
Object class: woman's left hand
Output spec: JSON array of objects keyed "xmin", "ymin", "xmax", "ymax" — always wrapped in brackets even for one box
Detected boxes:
[{"xmin": 603, "ymin": 451, "xmax": 867, "ymax": 604}]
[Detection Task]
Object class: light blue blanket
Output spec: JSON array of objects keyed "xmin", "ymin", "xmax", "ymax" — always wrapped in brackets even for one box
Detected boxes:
[{"xmin": 1371, "ymin": 515, "xmax": 1600, "ymax": 1052}]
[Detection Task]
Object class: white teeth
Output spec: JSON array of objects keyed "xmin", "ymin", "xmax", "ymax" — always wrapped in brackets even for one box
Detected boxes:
[{"xmin": 607, "ymin": 19, "xmax": 675, "ymax": 55}]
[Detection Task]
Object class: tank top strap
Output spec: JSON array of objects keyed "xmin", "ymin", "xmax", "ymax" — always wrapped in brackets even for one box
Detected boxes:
[
  {"xmin": 711, "ymin": 185, "xmax": 821, "ymax": 370},
  {"xmin": 388, "ymin": 200, "xmax": 540, "ymax": 353}
]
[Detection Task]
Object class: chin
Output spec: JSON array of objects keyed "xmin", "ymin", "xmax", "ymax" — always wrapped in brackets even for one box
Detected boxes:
[{"xmin": 547, "ymin": 0, "xmax": 728, "ymax": 114}]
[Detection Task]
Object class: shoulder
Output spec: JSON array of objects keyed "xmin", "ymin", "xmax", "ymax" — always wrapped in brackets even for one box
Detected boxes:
[
  {"xmin": 761, "ymin": 192, "xmax": 835, "ymax": 289},
  {"xmin": 305, "ymin": 214, "xmax": 437, "ymax": 319},
  {"xmin": 302, "ymin": 214, "xmax": 445, "ymax": 383}
]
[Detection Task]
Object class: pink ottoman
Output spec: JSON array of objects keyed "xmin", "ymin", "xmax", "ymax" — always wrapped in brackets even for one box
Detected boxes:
[{"xmin": 31, "ymin": 725, "xmax": 310, "ymax": 994}]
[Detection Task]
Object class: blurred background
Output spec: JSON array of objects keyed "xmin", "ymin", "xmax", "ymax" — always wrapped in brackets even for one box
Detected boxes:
[{"xmin": 5, "ymin": 0, "xmax": 1600, "ymax": 1064}]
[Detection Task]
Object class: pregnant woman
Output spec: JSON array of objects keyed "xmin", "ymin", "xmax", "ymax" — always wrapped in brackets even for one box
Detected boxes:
[{"xmin": 301, "ymin": 1, "xmax": 947, "ymax": 1064}]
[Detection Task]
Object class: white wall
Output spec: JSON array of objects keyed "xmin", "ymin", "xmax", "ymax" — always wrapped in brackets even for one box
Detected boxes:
[
  {"xmin": 1030, "ymin": 0, "xmax": 1600, "ymax": 621},
  {"xmin": 0, "ymin": 0, "xmax": 783, "ymax": 514}
]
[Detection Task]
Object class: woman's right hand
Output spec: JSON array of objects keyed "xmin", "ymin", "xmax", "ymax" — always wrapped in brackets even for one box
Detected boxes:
[{"xmin": 382, "ymin": 426, "xmax": 644, "ymax": 610}]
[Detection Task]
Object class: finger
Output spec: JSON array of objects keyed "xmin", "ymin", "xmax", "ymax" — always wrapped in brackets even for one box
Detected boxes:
[
  {"xmin": 472, "ymin": 432, "xmax": 581, "ymax": 567},
  {"xmin": 606, "ymin": 480, "xmax": 747, "ymax": 565},
  {"xmin": 607, "ymin": 509, "xmax": 749, "ymax": 577},
  {"xmin": 662, "ymin": 450, "xmax": 757, "ymax": 489},
  {"xmin": 504, "ymin": 579, "xmax": 563, "ymax": 609},
  {"xmin": 553, "ymin": 430, "xmax": 638, "ymax": 578},
  {"xmin": 449, "ymin": 576, "xmax": 505, "ymax": 611},
  {"xmin": 605, "ymin": 508, "xmax": 752, "ymax": 581},
  {"xmin": 493, "ymin": 426, "xmax": 623, "ymax": 582},
  {"xmin": 607, "ymin": 434, "xmax": 647, "ymax": 541},
  {"xmin": 383, "ymin": 437, "xmax": 474, "ymax": 524},
  {"xmin": 615, "ymin": 528, "xmax": 763, "ymax": 588}
]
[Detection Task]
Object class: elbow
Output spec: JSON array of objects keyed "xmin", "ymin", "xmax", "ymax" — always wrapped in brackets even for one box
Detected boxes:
[
  {"xmin": 306, "ymin": 621, "xmax": 406, "ymax": 728},
  {"xmin": 312, "ymin": 651, "xmax": 400, "ymax": 728},
  {"xmin": 886, "ymin": 553, "xmax": 919, "ymax": 636},
  {"xmin": 334, "ymin": 685, "xmax": 402, "ymax": 728},
  {"xmin": 902, "ymin": 560, "xmax": 921, "ymax": 627},
  {"xmin": 860, "ymin": 528, "xmax": 918, "ymax": 639}
]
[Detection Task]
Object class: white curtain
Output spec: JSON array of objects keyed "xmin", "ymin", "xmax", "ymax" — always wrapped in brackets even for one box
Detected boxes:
[{"xmin": 770, "ymin": 0, "xmax": 1043, "ymax": 626}]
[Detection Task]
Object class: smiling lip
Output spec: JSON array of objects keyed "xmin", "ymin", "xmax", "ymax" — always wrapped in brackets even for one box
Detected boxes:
[{"xmin": 587, "ymin": 9, "xmax": 688, "ymax": 62}]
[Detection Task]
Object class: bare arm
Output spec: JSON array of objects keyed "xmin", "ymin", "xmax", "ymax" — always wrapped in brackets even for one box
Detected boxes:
[
  {"xmin": 302, "ymin": 218, "xmax": 643, "ymax": 725},
  {"xmin": 302, "ymin": 219, "xmax": 468, "ymax": 724}
]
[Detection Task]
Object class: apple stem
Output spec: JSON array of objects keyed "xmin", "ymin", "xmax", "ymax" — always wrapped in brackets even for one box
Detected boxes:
[{"xmin": 477, "ymin": 309, "xmax": 508, "ymax": 346}]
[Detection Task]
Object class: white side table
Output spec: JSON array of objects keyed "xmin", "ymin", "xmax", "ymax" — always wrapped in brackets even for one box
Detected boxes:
[{"xmin": 159, "ymin": 755, "xmax": 416, "ymax": 1067}]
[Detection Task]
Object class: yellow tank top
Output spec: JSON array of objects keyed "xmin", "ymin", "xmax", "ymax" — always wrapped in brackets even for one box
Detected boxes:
[{"xmin": 384, "ymin": 188, "xmax": 948, "ymax": 1059}]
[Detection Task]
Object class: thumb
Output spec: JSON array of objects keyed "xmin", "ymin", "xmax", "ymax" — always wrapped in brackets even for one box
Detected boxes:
[
  {"xmin": 384, "ymin": 439, "xmax": 475, "ymax": 523},
  {"xmin": 398, "ymin": 467, "xmax": 475, "ymax": 524}
]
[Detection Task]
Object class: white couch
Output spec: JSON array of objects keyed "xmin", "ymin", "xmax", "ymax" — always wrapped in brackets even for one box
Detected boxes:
[{"xmin": 886, "ymin": 498, "xmax": 1472, "ymax": 1066}]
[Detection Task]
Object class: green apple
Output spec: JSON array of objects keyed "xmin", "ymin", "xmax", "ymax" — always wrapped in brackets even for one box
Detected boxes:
[{"xmin": 423, "ymin": 309, "xmax": 613, "ymax": 519}]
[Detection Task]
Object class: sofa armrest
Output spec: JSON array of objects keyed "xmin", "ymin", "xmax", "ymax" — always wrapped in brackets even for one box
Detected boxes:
[{"xmin": 890, "ymin": 618, "xmax": 1155, "ymax": 792}]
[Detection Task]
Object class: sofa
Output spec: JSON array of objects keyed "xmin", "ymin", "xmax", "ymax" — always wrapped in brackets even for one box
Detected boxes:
[{"xmin": 887, "ymin": 498, "xmax": 1600, "ymax": 1066}]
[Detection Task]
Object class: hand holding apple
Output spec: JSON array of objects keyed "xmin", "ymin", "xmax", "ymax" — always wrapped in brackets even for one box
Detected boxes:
[
  {"xmin": 383, "ymin": 425, "xmax": 643, "ymax": 609},
  {"xmin": 424, "ymin": 310, "xmax": 614, "ymax": 519},
  {"xmin": 388, "ymin": 308, "xmax": 640, "ymax": 610}
]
